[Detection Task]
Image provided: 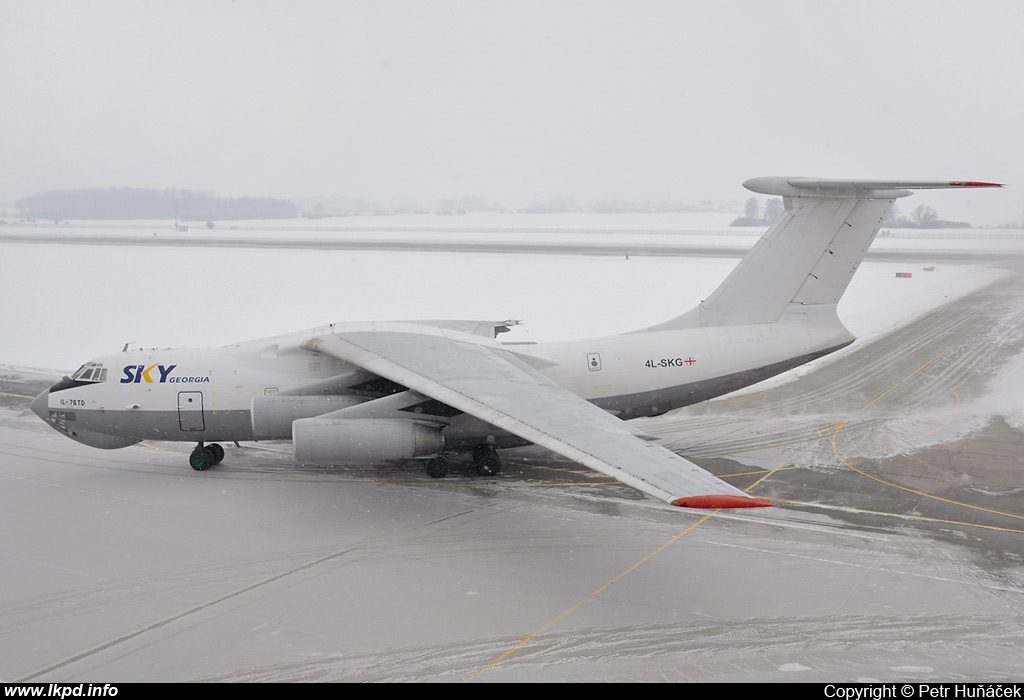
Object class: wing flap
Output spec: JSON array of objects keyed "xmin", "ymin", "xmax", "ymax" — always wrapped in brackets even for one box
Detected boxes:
[{"xmin": 303, "ymin": 325, "xmax": 770, "ymax": 508}]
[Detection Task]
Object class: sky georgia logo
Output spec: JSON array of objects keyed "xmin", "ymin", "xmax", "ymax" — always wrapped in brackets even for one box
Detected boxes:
[{"xmin": 120, "ymin": 364, "xmax": 211, "ymax": 384}]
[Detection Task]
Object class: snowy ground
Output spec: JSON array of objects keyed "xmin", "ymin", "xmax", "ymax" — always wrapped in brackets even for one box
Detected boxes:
[
  {"xmin": 2, "ymin": 216, "xmax": 1020, "ymax": 429},
  {"xmin": 4, "ymin": 216, "xmax": 1022, "ymax": 445},
  {"xmin": 1, "ymin": 215, "xmax": 1018, "ymax": 371},
  {"xmin": 2, "ymin": 216, "xmax": 1024, "ymax": 682}
]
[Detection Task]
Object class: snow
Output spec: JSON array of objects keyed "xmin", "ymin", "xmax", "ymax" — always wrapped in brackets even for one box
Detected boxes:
[
  {"xmin": 738, "ymin": 262, "xmax": 1012, "ymax": 389},
  {"xmin": 7, "ymin": 214, "xmax": 1024, "ymax": 255},
  {"xmin": 3, "ymin": 215, "xmax": 1023, "ymax": 683},
  {"xmin": 0, "ymin": 214, "xmax": 1018, "ymax": 423},
  {"xmin": 978, "ymin": 349, "xmax": 1024, "ymax": 431}
]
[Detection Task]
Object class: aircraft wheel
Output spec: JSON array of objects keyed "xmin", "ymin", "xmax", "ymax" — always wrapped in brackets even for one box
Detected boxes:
[
  {"xmin": 424, "ymin": 455, "xmax": 451, "ymax": 479},
  {"xmin": 208, "ymin": 443, "xmax": 225, "ymax": 464},
  {"xmin": 476, "ymin": 452, "xmax": 502, "ymax": 476},
  {"xmin": 473, "ymin": 444, "xmax": 501, "ymax": 476},
  {"xmin": 189, "ymin": 447, "xmax": 214, "ymax": 471},
  {"xmin": 472, "ymin": 443, "xmax": 495, "ymax": 463}
]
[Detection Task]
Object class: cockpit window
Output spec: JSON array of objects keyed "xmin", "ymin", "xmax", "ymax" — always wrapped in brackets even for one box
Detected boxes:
[{"xmin": 71, "ymin": 363, "xmax": 107, "ymax": 383}]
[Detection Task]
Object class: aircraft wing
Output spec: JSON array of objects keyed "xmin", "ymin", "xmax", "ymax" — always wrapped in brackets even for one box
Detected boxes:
[{"xmin": 303, "ymin": 324, "xmax": 771, "ymax": 509}]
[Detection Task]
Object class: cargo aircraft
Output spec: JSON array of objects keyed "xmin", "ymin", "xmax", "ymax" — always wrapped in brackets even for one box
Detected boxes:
[{"xmin": 30, "ymin": 177, "xmax": 1001, "ymax": 509}]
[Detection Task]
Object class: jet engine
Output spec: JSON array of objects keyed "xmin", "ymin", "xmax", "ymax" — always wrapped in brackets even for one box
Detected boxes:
[
  {"xmin": 292, "ymin": 416, "xmax": 445, "ymax": 463},
  {"xmin": 251, "ymin": 394, "xmax": 364, "ymax": 439}
]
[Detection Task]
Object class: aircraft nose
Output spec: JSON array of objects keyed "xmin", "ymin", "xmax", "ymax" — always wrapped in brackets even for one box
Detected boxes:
[{"xmin": 30, "ymin": 389, "xmax": 49, "ymax": 421}]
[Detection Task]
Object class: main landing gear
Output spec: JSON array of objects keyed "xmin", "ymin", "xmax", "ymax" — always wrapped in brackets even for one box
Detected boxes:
[
  {"xmin": 422, "ymin": 444, "xmax": 503, "ymax": 479},
  {"xmin": 424, "ymin": 455, "xmax": 451, "ymax": 478},
  {"xmin": 189, "ymin": 442, "xmax": 225, "ymax": 471},
  {"xmin": 472, "ymin": 444, "xmax": 502, "ymax": 476}
]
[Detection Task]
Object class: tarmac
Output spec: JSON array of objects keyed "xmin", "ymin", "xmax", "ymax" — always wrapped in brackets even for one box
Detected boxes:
[{"xmin": 0, "ymin": 247, "xmax": 1022, "ymax": 682}]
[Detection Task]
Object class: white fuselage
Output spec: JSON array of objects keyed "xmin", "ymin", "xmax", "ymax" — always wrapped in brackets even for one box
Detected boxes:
[{"xmin": 34, "ymin": 307, "xmax": 855, "ymax": 452}]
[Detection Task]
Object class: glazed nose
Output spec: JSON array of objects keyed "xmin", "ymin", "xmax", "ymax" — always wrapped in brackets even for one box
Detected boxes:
[{"xmin": 30, "ymin": 389, "xmax": 49, "ymax": 421}]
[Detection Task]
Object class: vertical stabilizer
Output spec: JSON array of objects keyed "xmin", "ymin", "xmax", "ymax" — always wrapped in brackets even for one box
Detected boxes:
[{"xmin": 646, "ymin": 178, "xmax": 1001, "ymax": 330}]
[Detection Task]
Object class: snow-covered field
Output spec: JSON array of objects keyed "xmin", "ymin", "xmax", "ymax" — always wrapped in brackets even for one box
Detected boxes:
[
  {"xmin": 3, "ymin": 216, "xmax": 1023, "ymax": 683},
  {"xmin": 6, "ymin": 212, "xmax": 1024, "ymax": 254},
  {"xmin": 8, "ymin": 216, "xmax": 1024, "ymax": 438},
  {"xmin": 1, "ymin": 215, "xmax": 1016, "ymax": 372},
  {"xmin": 2, "ymin": 215, "xmax": 1019, "ymax": 432}
]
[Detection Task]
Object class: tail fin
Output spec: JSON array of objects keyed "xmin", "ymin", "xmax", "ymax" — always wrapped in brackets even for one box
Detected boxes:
[{"xmin": 651, "ymin": 177, "xmax": 1001, "ymax": 330}]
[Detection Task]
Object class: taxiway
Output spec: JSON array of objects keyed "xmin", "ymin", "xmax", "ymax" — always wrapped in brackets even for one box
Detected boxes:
[{"xmin": 0, "ymin": 244, "xmax": 1022, "ymax": 682}]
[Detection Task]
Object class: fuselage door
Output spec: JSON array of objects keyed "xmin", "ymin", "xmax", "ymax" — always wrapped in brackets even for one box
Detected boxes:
[{"xmin": 177, "ymin": 391, "xmax": 205, "ymax": 431}]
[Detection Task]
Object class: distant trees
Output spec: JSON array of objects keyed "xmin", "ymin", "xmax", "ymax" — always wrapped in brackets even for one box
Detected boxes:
[
  {"xmin": 745, "ymin": 197, "xmax": 759, "ymax": 219},
  {"xmin": 16, "ymin": 188, "xmax": 297, "ymax": 221},
  {"xmin": 883, "ymin": 202, "xmax": 970, "ymax": 228},
  {"xmin": 913, "ymin": 205, "xmax": 938, "ymax": 226},
  {"xmin": 730, "ymin": 197, "xmax": 784, "ymax": 226},
  {"xmin": 732, "ymin": 199, "xmax": 972, "ymax": 229}
]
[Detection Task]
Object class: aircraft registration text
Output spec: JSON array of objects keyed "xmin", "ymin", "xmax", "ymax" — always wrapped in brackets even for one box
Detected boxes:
[{"xmin": 644, "ymin": 357, "xmax": 697, "ymax": 368}]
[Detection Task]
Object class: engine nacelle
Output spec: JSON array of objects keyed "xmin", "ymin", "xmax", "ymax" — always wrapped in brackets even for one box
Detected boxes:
[
  {"xmin": 251, "ymin": 394, "xmax": 364, "ymax": 439},
  {"xmin": 293, "ymin": 417, "xmax": 445, "ymax": 463}
]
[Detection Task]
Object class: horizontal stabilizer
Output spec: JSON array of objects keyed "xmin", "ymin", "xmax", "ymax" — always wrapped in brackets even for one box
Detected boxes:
[{"xmin": 744, "ymin": 177, "xmax": 1002, "ymax": 199}]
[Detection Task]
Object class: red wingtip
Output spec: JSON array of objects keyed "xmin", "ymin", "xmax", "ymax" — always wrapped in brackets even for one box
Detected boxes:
[
  {"xmin": 948, "ymin": 181, "xmax": 1003, "ymax": 188},
  {"xmin": 672, "ymin": 495, "xmax": 774, "ymax": 509}
]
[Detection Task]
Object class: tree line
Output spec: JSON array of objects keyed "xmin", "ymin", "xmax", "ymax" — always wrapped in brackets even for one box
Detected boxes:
[
  {"xmin": 732, "ymin": 198, "xmax": 974, "ymax": 228},
  {"xmin": 16, "ymin": 187, "xmax": 297, "ymax": 221}
]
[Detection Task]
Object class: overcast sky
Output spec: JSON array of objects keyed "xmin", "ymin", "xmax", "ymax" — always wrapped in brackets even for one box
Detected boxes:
[{"xmin": 2, "ymin": 0, "xmax": 1021, "ymax": 223}]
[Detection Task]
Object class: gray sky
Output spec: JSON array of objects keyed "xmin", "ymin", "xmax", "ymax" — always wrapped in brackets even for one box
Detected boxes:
[{"xmin": 2, "ymin": 0, "xmax": 1022, "ymax": 223}]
